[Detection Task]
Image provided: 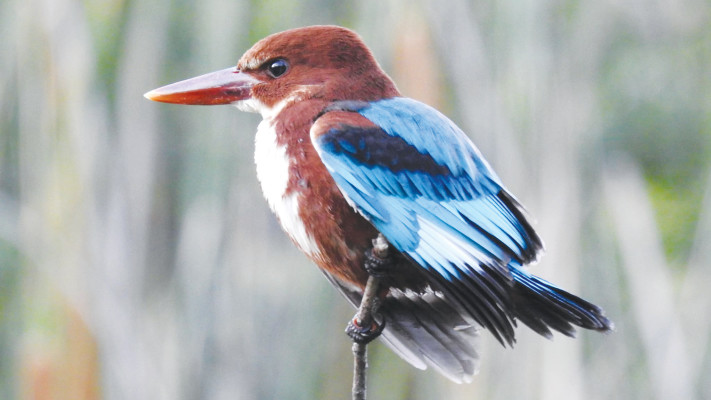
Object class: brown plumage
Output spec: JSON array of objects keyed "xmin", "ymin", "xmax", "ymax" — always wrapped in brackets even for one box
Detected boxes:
[{"xmin": 145, "ymin": 25, "xmax": 612, "ymax": 384}]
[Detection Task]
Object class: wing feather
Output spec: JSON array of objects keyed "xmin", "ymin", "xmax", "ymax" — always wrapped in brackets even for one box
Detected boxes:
[
  {"xmin": 310, "ymin": 97, "xmax": 611, "ymax": 376},
  {"xmin": 311, "ymin": 97, "xmax": 543, "ymax": 344}
]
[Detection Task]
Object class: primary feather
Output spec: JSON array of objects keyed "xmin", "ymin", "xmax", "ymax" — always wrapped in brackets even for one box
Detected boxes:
[
  {"xmin": 147, "ymin": 25, "xmax": 613, "ymax": 384},
  {"xmin": 312, "ymin": 97, "xmax": 611, "ymax": 352}
]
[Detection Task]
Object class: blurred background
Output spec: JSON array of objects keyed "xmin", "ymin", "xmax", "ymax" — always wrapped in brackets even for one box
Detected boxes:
[{"xmin": 1, "ymin": 0, "xmax": 710, "ymax": 399}]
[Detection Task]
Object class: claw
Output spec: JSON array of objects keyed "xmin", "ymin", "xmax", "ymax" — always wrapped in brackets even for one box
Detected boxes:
[
  {"xmin": 346, "ymin": 315, "xmax": 386, "ymax": 344},
  {"xmin": 363, "ymin": 248, "xmax": 393, "ymax": 278}
]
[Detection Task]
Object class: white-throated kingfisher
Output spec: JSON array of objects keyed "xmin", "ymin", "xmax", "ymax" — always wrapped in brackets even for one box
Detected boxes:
[{"xmin": 145, "ymin": 25, "xmax": 612, "ymax": 383}]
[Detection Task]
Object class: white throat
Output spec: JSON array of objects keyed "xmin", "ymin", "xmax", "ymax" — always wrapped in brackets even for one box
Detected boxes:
[
  {"xmin": 234, "ymin": 85, "xmax": 314, "ymax": 120},
  {"xmin": 235, "ymin": 97, "xmax": 290, "ymax": 121},
  {"xmin": 250, "ymin": 100, "xmax": 321, "ymax": 258}
]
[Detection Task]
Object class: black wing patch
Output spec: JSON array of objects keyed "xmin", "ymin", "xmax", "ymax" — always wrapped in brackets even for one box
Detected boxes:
[{"xmin": 320, "ymin": 125, "xmax": 452, "ymax": 176}]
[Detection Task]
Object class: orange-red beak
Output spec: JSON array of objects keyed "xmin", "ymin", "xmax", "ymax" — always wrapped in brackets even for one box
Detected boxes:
[{"xmin": 144, "ymin": 67, "xmax": 260, "ymax": 105}]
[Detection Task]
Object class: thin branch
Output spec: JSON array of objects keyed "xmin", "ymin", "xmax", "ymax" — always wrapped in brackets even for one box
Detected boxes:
[
  {"xmin": 352, "ymin": 341, "xmax": 368, "ymax": 400},
  {"xmin": 351, "ymin": 234, "xmax": 389, "ymax": 400}
]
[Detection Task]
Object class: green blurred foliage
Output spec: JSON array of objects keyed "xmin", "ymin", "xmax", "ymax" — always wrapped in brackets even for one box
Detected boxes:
[
  {"xmin": 600, "ymin": 25, "xmax": 711, "ymax": 263},
  {"xmin": 2, "ymin": 0, "xmax": 710, "ymax": 399}
]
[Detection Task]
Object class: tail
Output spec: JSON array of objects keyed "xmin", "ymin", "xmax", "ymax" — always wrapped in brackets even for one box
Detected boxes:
[
  {"xmin": 320, "ymin": 266, "xmax": 612, "ymax": 384},
  {"xmin": 509, "ymin": 266, "xmax": 613, "ymax": 338},
  {"xmin": 320, "ymin": 270, "xmax": 481, "ymax": 383},
  {"xmin": 378, "ymin": 288, "xmax": 481, "ymax": 383}
]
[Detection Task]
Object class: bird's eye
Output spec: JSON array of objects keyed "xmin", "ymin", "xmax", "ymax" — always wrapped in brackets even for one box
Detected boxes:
[{"xmin": 266, "ymin": 59, "xmax": 289, "ymax": 78}]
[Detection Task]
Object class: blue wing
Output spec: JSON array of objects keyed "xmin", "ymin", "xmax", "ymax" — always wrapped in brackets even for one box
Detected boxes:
[{"xmin": 312, "ymin": 97, "xmax": 545, "ymax": 343}]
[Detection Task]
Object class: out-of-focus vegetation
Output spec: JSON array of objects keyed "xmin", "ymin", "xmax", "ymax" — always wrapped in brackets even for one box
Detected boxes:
[{"xmin": 1, "ymin": 0, "xmax": 710, "ymax": 399}]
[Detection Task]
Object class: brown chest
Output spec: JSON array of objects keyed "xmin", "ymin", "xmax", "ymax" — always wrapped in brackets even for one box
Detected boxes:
[{"xmin": 255, "ymin": 102, "xmax": 375, "ymax": 287}]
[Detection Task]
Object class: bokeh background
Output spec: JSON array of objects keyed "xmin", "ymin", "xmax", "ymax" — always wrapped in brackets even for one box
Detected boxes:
[{"xmin": 1, "ymin": 0, "xmax": 710, "ymax": 399}]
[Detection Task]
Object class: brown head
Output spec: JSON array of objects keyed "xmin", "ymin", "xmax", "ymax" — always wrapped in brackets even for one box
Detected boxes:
[{"xmin": 145, "ymin": 25, "xmax": 399, "ymax": 115}]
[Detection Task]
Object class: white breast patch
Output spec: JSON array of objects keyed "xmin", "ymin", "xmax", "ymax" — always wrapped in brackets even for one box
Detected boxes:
[{"xmin": 253, "ymin": 118, "xmax": 322, "ymax": 258}]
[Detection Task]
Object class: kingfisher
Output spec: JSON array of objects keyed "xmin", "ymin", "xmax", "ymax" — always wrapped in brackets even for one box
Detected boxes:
[{"xmin": 145, "ymin": 25, "xmax": 612, "ymax": 383}]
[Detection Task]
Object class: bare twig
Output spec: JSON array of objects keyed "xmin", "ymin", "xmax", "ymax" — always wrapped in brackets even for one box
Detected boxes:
[
  {"xmin": 351, "ymin": 234, "xmax": 389, "ymax": 400},
  {"xmin": 351, "ymin": 341, "xmax": 368, "ymax": 400}
]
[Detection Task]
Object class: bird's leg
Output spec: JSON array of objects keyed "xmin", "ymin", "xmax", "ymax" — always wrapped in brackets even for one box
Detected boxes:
[
  {"xmin": 363, "ymin": 235, "xmax": 396, "ymax": 279},
  {"xmin": 346, "ymin": 312, "xmax": 385, "ymax": 344},
  {"xmin": 346, "ymin": 234, "xmax": 390, "ymax": 344},
  {"xmin": 345, "ymin": 276, "xmax": 386, "ymax": 343},
  {"xmin": 363, "ymin": 250, "xmax": 391, "ymax": 279}
]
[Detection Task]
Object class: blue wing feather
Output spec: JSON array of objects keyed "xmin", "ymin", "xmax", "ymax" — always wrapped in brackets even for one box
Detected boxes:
[
  {"xmin": 313, "ymin": 97, "xmax": 548, "ymax": 343},
  {"xmin": 315, "ymin": 97, "xmax": 540, "ymax": 260},
  {"xmin": 358, "ymin": 98, "xmax": 482, "ymax": 177},
  {"xmin": 313, "ymin": 96, "xmax": 611, "ymax": 349}
]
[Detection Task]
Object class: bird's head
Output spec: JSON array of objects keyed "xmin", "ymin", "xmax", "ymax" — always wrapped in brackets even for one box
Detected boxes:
[{"xmin": 145, "ymin": 25, "xmax": 399, "ymax": 118}]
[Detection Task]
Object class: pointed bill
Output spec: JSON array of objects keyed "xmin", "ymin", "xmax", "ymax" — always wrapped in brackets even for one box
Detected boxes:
[{"xmin": 144, "ymin": 67, "xmax": 260, "ymax": 105}]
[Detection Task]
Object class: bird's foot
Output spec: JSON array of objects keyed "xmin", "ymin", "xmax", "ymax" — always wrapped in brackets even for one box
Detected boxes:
[
  {"xmin": 363, "ymin": 248, "xmax": 395, "ymax": 279},
  {"xmin": 346, "ymin": 315, "xmax": 386, "ymax": 344}
]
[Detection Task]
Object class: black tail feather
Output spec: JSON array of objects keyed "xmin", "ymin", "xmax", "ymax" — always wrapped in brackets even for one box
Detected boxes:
[{"xmin": 510, "ymin": 268, "xmax": 613, "ymax": 338}]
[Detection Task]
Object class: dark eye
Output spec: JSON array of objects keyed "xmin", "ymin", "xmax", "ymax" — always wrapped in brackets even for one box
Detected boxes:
[{"xmin": 266, "ymin": 59, "xmax": 289, "ymax": 78}]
